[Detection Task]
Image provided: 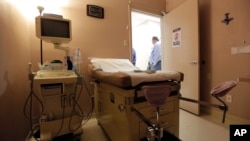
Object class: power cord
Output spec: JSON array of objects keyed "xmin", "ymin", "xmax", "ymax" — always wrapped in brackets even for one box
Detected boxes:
[
  {"xmin": 23, "ymin": 73, "xmax": 44, "ymax": 141},
  {"xmin": 68, "ymin": 74, "xmax": 94, "ymax": 132},
  {"xmin": 53, "ymin": 100, "xmax": 66, "ymax": 138},
  {"xmin": 68, "ymin": 77, "xmax": 84, "ymax": 132},
  {"xmin": 80, "ymin": 75, "xmax": 95, "ymax": 126}
]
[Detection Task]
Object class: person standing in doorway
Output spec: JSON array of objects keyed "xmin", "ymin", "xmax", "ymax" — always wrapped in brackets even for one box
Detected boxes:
[
  {"xmin": 132, "ymin": 48, "xmax": 136, "ymax": 65},
  {"xmin": 148, "ymin": 36, "xmax": 161, "ymax": 70}
]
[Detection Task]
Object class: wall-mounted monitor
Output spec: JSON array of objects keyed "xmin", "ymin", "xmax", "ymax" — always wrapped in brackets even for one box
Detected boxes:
[{"xmin": 35, "ymin": 16, "xmax": 72, "ymax": 44}]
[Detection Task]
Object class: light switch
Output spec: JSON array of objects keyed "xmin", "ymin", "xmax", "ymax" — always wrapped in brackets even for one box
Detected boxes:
[{"xmin": 123, "ymin": 40, "xmax": 128, "ymax": 47}]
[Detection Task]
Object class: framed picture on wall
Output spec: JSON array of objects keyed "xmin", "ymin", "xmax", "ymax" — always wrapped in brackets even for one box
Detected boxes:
[{"xmin": 87, "ymin": 4, "xmax": 104, "ymax": 19}]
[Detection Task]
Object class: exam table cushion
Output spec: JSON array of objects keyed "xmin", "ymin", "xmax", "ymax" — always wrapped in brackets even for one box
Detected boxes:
[{"xmin": 88, "ymin": 58, "xmax": 183, "ymax": 88}]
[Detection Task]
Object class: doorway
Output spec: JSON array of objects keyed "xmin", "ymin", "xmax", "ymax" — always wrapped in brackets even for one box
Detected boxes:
[{"xmin": 131, "ymin": 11, "xmax": 161, "ymax": 70}]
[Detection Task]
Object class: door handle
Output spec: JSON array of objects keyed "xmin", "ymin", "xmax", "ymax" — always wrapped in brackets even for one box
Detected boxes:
[{"xmin": 190, "ymin": 61, "xmax": 198, "ymax": 65}]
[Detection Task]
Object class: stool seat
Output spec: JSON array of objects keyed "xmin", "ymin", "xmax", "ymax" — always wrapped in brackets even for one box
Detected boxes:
[
  {"xmin": 142, "ymin": 85, "xmax": 172, "ymax": 107},
  {"xmin": 210, "ymin": 80, "xmax": 238, "ymax": 97}
]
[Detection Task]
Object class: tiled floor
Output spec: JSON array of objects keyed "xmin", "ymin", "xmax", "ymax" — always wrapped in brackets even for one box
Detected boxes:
[{"xmin": 80, "ymin": 109, "xmax": 229, "ymax": 141}]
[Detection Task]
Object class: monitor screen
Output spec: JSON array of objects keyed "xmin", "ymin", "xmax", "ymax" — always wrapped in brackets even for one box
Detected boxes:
[
  {"xmin": 36, "ymin": 16, "xmax": 72, "ymax": 44},
  {"xmin": 41, "ymin": 19, "xmax": 70, "ymax": 38}
]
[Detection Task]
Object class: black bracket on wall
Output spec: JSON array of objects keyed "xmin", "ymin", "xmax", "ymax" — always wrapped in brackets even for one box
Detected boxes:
[{"xmin": 221, "ymin": 13, "xmax": 234, "ymax": 25}]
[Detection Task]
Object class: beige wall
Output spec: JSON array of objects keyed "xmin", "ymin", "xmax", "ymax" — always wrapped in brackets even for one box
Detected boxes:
[
  {"xmin": 167, "ymin": 0, "xmax": 250, "ymax": 120},
  {"xmin": 199, "ymin": 0, "xmax": 250, "ymax": 120},
  {"xmin": 0, "ymin": 1, "xmax": 31, "ymax": 140},
  {"xmin": 130, "ymin": 0, "xmax": 166, "ymax": 14},
  {"xmin": 0, "ymin": 0, "xmax": 165, "ymax": 140},
  {"xmin": 166, "ymin": 0, "xmax": 186, "ymax": 12}
]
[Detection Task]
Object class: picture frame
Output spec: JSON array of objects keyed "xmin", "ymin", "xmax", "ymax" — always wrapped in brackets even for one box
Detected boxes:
[{"xmin": 87, "ymin": 4, "xmax": 104, "ymax": 19}]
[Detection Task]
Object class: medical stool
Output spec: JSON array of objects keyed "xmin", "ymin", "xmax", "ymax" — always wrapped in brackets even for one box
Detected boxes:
[{"xmin": 141, "ymin": 85, "xmax": 180, "ymax": 141}]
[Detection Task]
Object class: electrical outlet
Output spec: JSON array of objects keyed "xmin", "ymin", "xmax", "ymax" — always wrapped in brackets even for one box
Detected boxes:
[{"xmin": 226, "ymin": 95, "xmax": 232, "ymax": 102}]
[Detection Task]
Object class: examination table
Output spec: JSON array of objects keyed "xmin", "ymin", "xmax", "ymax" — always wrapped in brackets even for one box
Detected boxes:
[{"xmin": 88, "ymin": 58, "xmax": 183, "ymax": 141}]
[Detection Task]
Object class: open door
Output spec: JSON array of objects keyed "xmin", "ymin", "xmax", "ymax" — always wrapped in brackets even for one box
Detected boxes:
[{"xmin": 162, "ymin": 0, "xmax": 200, "ymax": 114}]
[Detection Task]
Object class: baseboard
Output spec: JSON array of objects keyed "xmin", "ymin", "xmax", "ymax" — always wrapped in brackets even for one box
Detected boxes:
[{"xmin": 200, "ymin": 106, "xmax": 250, "ymax": 127}]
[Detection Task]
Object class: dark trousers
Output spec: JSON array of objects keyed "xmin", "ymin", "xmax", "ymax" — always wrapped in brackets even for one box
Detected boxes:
[{"xmin": 147, "ymin": 61, "xmax": 161, "ymax": 70}]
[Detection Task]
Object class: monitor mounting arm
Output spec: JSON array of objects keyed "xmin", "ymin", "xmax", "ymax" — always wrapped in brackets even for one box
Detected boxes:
[
  {"xmin": 53, "ymin": 43, "xmax": 73, "ymax": 70},
  {"xmin": 54, "ymin": 43, "xmax": 70, "ymax": 56}
]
